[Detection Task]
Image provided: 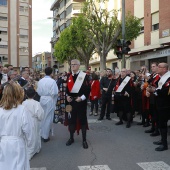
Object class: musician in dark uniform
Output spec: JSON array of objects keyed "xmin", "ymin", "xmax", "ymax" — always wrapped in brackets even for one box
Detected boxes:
[
  {"xmin": 114, "ymin": 68, "xmax": 133, "ymax": 128},
  {"xmin": 145, "ymin": 62, "xmax": 160, "ymax": 136},
  {"xmin": 147, "ymin": 63, "xmax": 170, "ymax": 151},
  {"xmin": 65, "ymin": 59, "xmax": 91, "ymax": 149},
  {"xmin": 98, "ymin": 68, "xmax": 116, "ymax": 120}
]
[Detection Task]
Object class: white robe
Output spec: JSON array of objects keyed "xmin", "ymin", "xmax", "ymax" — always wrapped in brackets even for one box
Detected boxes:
[
  {"xmin": 22, "ymin": 99, "xmax": 44, "ymax": 160},
  {"xmin": 0, "ymin": 105, "xmax": 33, "ymax": 170},
  {"xmin": 37, "ymin": 76, "xmax": 58, "ymax": 139}
]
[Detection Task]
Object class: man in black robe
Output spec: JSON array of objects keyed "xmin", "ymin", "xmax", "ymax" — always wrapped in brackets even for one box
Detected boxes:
[{"xmin": 65, "ymin": 59, "xmax": 91, "ymax": 149}]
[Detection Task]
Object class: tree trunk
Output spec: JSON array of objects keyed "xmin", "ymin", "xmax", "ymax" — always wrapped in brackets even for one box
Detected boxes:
[
  {"xmin": 100, "ymin": 52, "xmax": 107, "ymax": 71},
  {"xmin": 85, "ymin": 60, "xmax": 89, "ymax": 70}
]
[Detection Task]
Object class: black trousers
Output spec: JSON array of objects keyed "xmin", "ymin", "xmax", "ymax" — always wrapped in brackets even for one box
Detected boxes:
[
  {"xmin": 150, "ymin": 104, "xmax": 159, "ymax": 130},
  {"xmin": 90, "ymin": 99, "xmax": 98, "ymax": 113},
  {"xmin": 100, "ymin": 96, "xmax": 111, "ymax": 118},
  {"xmin": 157, "ymin": 109, "xmax": 170, "ymax": 146}
]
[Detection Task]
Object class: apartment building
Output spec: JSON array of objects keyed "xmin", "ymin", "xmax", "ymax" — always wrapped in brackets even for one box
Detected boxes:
[
  {"xmin": 32, "ymin": 52, "xmax": 51, "ymax": 72},
  {"xmin": 0, "ymin": 0, "xmax": 32, "ymax": 68},
  {"xmin": 126, "ymin": 0, "xmax": 170, "ymax": 71},
  {"xmin": 50, "ymin": 0, "xmax": 84, "ymax": 73}
]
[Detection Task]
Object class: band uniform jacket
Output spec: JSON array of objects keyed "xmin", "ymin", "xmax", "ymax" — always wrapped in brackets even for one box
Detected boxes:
[
  {"xmin": 65, "ymin": 72, "xmax": 91, "ymax": 133},
  {"xmin": 100, "ymin": 76, "xmax": 117, "ymax": 97},
  {"xmin": 147, "ymin": 73, "xmax": 160, "ymax": 105},
  {"xmin": 114, "ymin": 76, "xmax": 133, "ymax": 113},
  {"xmin": 155, "ymin": 77, "xmax": 170, "ymax": 116},
  {"xmin": 18, "ymin": 77, "xmax": 28, "ymax": 87}
]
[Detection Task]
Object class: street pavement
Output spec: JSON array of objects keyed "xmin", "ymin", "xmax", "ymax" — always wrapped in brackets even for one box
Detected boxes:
[{"xmin": 30, "ymin": 107, "xmax": 170, "ymax": 170}]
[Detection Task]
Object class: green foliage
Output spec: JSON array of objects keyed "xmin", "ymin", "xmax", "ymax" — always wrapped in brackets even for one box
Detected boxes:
[
  {"xmin": 54, "ymin": 15, "xmax": 95, "ymax": 69},
  {"xmin": 125, "ymin": 12, "xmax": 142, "ymax": 41},
  {"xmin": 54, "ymin": 28, "xmax": 77, "ymax": 63}
]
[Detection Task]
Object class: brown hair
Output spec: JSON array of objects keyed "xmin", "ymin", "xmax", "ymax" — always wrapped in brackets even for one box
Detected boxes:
[{"xmin": 0, "ymin": 83, "xmax": 24, "ymax": 110}]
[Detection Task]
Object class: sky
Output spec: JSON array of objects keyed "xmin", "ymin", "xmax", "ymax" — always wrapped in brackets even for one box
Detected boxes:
[{"xmin": 32, "ymin": 0, "xmax": 54, "ymax": 56}]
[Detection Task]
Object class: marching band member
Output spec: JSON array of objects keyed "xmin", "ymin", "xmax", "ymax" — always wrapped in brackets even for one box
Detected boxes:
[
  {"xmin": 114, "ymin": 68, "xmax": 133, "ymax": 128},
  {"xmin": 65, "ymin": 59, "xmax": 91, "ymax": 149},
  {"xmin": 147, "ymin": 63, "xmax": 170, "ymax": 151}
]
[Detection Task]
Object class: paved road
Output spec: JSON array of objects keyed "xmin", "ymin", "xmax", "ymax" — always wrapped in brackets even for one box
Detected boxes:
[{"xmin": 30, "ymin": 110, "xmax": 170, "ymax": 170}]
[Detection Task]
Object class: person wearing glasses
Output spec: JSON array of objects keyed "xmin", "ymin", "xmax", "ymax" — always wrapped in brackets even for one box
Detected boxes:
[
  {"xmin": 146, "ymin": 63, "xmax": 170, "ymax": 151},
  {"xmin": 65, "ymin": 59, "xmax": 91, "ymax": 149}
]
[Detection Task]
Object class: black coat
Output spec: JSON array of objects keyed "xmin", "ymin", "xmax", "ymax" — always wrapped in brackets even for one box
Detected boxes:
[{"xmin": 66, "ymin": 72, "xmax": 91, "ymax": 125}]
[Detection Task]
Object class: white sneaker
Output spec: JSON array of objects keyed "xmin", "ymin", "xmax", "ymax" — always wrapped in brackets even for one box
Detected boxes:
[
  {"xmin": 94, "ymin": 113, "xmax": 98, "ymax": 116},
  {"xmin": 89, "ymin": 112, "xmax": 93, "ymax": 116}
]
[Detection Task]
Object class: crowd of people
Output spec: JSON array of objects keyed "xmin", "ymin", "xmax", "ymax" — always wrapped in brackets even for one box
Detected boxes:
[{"xmin": 0, "ymin": 60, "xmax": 169, "ymax": 169}]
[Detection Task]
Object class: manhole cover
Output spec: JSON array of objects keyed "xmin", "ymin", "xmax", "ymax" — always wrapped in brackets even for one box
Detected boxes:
[{"xmin": 89, "ymin": 125, "xmax": 111, "ymax": 133}]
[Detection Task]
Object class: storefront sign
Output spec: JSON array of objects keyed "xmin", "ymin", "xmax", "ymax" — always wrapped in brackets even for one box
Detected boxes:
[{"xmin": 131, "ymin": 48, "xmax": 170, "ymax": 62}]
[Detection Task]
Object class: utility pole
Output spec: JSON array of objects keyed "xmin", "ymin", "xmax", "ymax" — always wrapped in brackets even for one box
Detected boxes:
[{"xmin": 121, "ymin": 0, "xmax": 126, "ymax": 69}]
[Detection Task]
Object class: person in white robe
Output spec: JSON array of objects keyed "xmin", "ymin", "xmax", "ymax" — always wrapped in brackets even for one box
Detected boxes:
[
  {"xmin": 0, "ymin": 83, "xmax": 33, "ymax": 170},
  {"xmin": 37, "ymin": 67, "xmax": 58, "ymax": 142},
  {"xmin": 22, "ymin": 87, "xmax": 44, "ymax": 160}
]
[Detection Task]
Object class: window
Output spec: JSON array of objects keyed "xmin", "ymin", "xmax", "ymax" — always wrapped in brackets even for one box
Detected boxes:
[
  {"xmin": 20, "ymin": 35, "xmax": 28, "ymax": 38},
  {"xmin": 0, "ymin": 0, "xmax": 7, "ymax": 6},
  {"xmin": 0, "ymin": 16, "xmax": 7, "ymax": 21},
  {"xmin": 19, "ymin": 6, "xmax": 28, "ymax": 12},
  {"xmin": 152, "ymin": 12, "xmax": 159, "ymax": 31},
  {"xmin": 140, "ymin": 18, "xmax": 144, "ymax": 33},
  {"xmin": 0, "ymin": 31, "xmax": 7, "ymax": 34},
  {"xmin": 19, "ymin": 46, "xmax": 29, "ymax": 52},
  {"xmin": 152, "ymin": 23, "xmax": 159, "ymax": 31},
  {"xmin": 0, "ymin": 45, "xmax": 8, "ymax": 48}
]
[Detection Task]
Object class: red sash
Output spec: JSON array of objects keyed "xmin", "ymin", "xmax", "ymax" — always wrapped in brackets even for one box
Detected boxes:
[
  {"xmin": 151, "ymin": 74, "xmax": 160, "ymax": 87},
  {"xmin": 67, "ymin": 74, "xmax": 74, "ymax": 92}
]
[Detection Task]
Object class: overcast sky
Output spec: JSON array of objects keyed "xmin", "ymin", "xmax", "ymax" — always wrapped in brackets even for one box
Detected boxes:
[{"xmin": 32, "ymin": 0, "xmax": 54, "ymax": 56}]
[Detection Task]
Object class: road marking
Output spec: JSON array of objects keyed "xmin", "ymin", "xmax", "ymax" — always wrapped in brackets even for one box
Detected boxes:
[
  {"xmin": 78, "ymin": 165, "xmax": 111, "ymax": 170},
  {"xmin": 30, "ymin": 168, "xmax": 47, "ymax": 170},
  {"xmin": 88, "ymin": 119, "xmax": 102, "ymax": 123},
  {"xmin": 137, "ymin": 161, "xmax": 170, "ymax": 170}
]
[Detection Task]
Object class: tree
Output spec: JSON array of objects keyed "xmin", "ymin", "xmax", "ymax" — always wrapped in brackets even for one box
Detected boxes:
[
  {"xmin": 54, "ymin": 15, "xmax": 95, "ymax": 70},
  {"xmin": 82, "ymin": 0, "xmax": 142, "ymax": 70},
  {"xmin": 54, "ymin": 28, "xmax": 78, "ymax": 70},
  {"xmin": 70, "ymin": 15, "xmax": 95, "ymax": 70}
]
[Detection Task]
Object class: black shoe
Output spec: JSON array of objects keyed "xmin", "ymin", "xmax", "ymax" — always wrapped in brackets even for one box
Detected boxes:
[
  {"xmin": 66, "ymin": 138, "xmax": 74, "ymax": 146},
  {"xmin": 83, "ymin": 141, "xmax": 88, "ymax": 149},
  {"xmin": 153, "ymin": 140, "xmax": 163, "ymax": 145},
  {"xmin": 98, "ymin": 117, "xmax": 103, "ymax": 121},
  {"xmin": 137, "ymin": 122, "xmax": 145, "ymax": 125},
  {"xmin": 145, "ymin": 129, "xmax": 154, "ymax": 133},
  {"xmin": 106, "ymin": 117, "xmax": 111, "ymax": 120},
  {"xmin": 43, "ymin": 138, "xmax": 50, "ymax": 143},
  {"xmin": 126, "ymin": 123, "xmax": 131, "ymax": 128},
  {"xmin": 155, "ymin": 145, "xmax": 168, "ymax": 151},
  {"xmin": 150, "ymin": 131, "xmax": 160, "ymax": 137},
  {"xmin": 143, "ymin": 123, "xmax": 150, "ymax": 127},
  {"xmin": 115, "ymin": 121, "xmax": 123, "ymax": 125}
]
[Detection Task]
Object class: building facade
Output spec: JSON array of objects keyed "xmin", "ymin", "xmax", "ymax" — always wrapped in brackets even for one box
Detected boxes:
[
  {"xmin": 32, "ymin": 52, "xmax": 51, "ymax": 72},
  {"xmin": 0, "ymin": 0, "xmax": 32, "ymax": 68},
  {"xmin": 126, "ymin": 0, "xmax": 170, "ymax": 71},
  {"xmin": 50, "ymin": 0, "xmax": 84, "ymax": 73}
]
